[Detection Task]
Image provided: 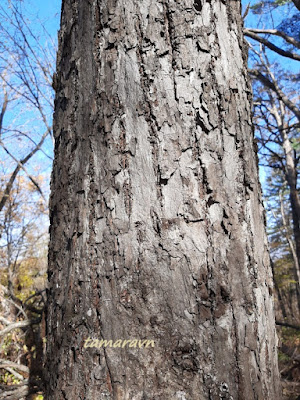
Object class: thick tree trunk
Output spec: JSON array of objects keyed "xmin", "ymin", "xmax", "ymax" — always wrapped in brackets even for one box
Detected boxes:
[{"xmin": 45, "ymin": 0, "xmax": 281, "ymax": 399}]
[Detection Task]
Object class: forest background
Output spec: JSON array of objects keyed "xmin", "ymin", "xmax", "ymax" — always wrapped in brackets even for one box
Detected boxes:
[{"xmin": 0, "ymin": 0, "xmax": 299, "ymax": 399}]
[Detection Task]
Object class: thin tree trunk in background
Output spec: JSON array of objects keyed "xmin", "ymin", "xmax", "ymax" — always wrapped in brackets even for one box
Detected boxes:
[
  {"xmin": 45, "ymin": 0, "xmax": 281, "ymax": 399},
  {"xmin": 273, "ymin": 101, "xmax": 300, "ymax": 282},
  {"xmin": 282, "ymin": 128, "xmax": 300, "ymax": 274},
  {"xmin": 270, "ymin": 259, "xmax": 288, "ymax": 320},
  {"xmin": 279, "ymin": 190, "xmax": 300, "ymax": 284},
  {"xmin": 278, "ymin": 191, "xmax": 300, "ymax": 321}
]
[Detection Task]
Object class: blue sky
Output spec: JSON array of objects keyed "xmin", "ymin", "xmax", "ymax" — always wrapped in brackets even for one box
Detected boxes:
[
  {"xmin": 28, "ymin": 0, "xmax": 61, "ymax": 33},
  {"xmin": 0, "ymin": 0, "xmax": 61, "ymax": 198},
  {"xmin": 4, "ymin": 0, "xmax": 298, "ymax": 195}
]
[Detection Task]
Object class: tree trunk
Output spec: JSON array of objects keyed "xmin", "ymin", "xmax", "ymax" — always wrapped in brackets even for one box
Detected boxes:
[
  {"xmin": 272, "ymin": 101, "xmax": 300, "ymax": 285},
  {"xmin": 282, "ymin": 127, "xmax": 300, "ymax": 275},
  {"xmin": 45, "ymin": 0, "xmax": 281, "ymax": 399},
  {"xmin": 270, "ymin": 259, "xmax": 288, "ymax": 321}
]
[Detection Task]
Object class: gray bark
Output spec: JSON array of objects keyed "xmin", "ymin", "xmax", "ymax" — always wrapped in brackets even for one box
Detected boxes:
[{"xmin": 45, "ymin": 0, "xmax": 281, "ymax": 399}]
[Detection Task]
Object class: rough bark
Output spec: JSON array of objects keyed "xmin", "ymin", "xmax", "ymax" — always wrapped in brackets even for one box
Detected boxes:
[{"xmin": 46, "ymin": 0, "xmax": 281, "ymax": 399}]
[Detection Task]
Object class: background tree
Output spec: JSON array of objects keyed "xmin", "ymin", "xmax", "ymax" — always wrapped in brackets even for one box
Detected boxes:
[
  {"xmin": 244, "ymin": 2, "xmax": 300, "ymax": 396},
  {"xmin": 0, "ymin": 1, "xmax": 56, "ymax": 399},
  {"xmin": 0, "ymin": 175, "xmax": 47, "ymax": 400},
  {"xmin": 0, "ymin": 0, "xmax": 55, "ymax": 215},
  {"xmin": 249, "ymin": 45, "xmax": 300, "ymax": 319},
  {"xmin": 245, "ymin": 0, "xmax": 300, "ymax": 273},
  {"xmin": 265, "ymin": 170, "xmax": 300, "ymax": 322},
  {"xmin": 46, "ymin": 0, "xmax": 280, "ymax": 398}
]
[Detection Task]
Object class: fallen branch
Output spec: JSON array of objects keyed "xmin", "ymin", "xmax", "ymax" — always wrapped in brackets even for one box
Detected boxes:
[
  {"xmin": 0, "ymin": 359, "xmax": 29, "ymax": 374},
  {"xmin": 1, "ymin": 367, "xmax": 24, "ymax": 382},
  {"xmin": 276, "ymin": 320, "xmax": 300, "ymax": 331},
  {"xmin": 0, "ymin": 379, "xmax": 42, "ymax": 400},
  {"xmin": 0, "ymin": 383, "xmax": 29, "ymax": 400},
  {"xmin": 0, "ymin": 317, "xmax": 41, "ymax": 337}
]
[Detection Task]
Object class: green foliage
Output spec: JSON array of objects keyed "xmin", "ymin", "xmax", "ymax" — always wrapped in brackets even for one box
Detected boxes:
[
  {"xmin": 0, "ymin": 178, "xmax": 47, "ymax": 396},
  {"xmin": 277, "ymin": 326, "xmax": 300, "ymax": 389},
  {"xmin": 273, "ymin": 256, "xmax": 298, "ymax": 290},
  {"xmin": 0, "ymin": 371, "xmax": 21, "ymax": 385},
  {"xmin": 251, "ymin": 1, "xmax": 270, "ymax": 12},
  {"xmin": 275, "ymin": 0, "xmax": 291, "ymax": 5},
  {"xmin": 281, "ymin": 326, "xmax": 300, "ymax": 343},
  {"xmin": 278, "ymin": 349, "xmax": 291, "ymax": 362},
  {"xmin": 14, "ymin": 259, "xmax": 39, "ymax": 302},
  {"xmin": 291, "ymin": 138, "xmax": 300, "ymax": 151},
  {"xmin": 1, "ymin": 334, "xmax": 13, "ymax": 356},
  {"xmin": 0, "ymin": 268, "xmax": 8, "ymax": 287},
  {"xmin": 0, "ymin": 258, "xmax": 46, "ymax": 302},
  {"xmin": 250, "ymin": 0, "xmax": 291, "ymax": 13}
]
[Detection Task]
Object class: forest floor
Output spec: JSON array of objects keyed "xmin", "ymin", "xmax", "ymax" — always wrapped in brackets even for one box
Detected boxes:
[{"xmin": 278, "ymin": 326, "xmax": 300, "ymax": 400}]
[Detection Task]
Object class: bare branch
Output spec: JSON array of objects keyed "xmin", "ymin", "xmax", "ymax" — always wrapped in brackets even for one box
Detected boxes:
[
  {"xmin": 276, "ymin": 320, "xmax": 300, "ymax": 330},
  {"xmin": 244, "ymin": 29, "xmax": 300, "ymax": 61},
  {"xmin": 0, "ymin": 317, "xmax": 41, "ymax": 337},
  {"xmin": 0, "ymin": 316, "xmax": 10, "ymax": 325},
  {"xmin": 0, "ymin": 380, "xmax": 42, "ymax": 400},
  {"xmin": 0, "ymin": 128, "xmax": 49, "ymax": 213},
  {"xmin": 0, "ymin": 384, "xmax": 29, "ymax": 400},
  {"xmin": 245, "ymin": 28, "xmax": 300, "ymax": 50},
  {"xmin": 0, "ymin": 90, "xmax": 8, "ymax": 138},
  {"xmin": 1, "ymin": 367, "xmax": 24, "ymax": 382},
  {"xmin": 242, "ymin": 2, "xmax": 251, "ymax": 20},
  {"xmin": 0, "ymin": 359, "xmax": 29, "ymax": 374},
  {"xmin": 249, "ymin": 69, "xmax": 300, "ymax": 122},
  {"xmin": 0, "ymin": 141, "xmax": 46, "ymax": 200}
]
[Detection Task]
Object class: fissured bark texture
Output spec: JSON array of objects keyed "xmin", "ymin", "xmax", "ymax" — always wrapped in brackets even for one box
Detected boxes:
[{"xmin": 46, "ymin": 0, "xmax": 281, "ymax": 399}]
